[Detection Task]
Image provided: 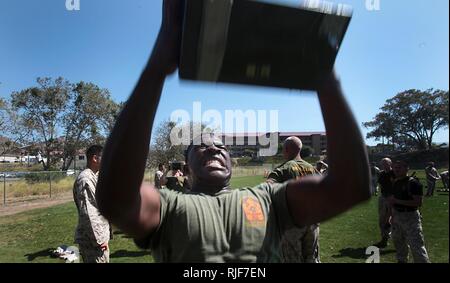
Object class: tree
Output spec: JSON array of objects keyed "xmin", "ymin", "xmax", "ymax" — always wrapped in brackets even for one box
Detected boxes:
[
  {"xmin": 364, "ymin": 89, "xmax": 449, "ymax": 151},
  {"xmin": 11, "ymin": 77, "xmax": 71, "ymax": 170},
  {"xmin": 148, "ymin": 120, "xmax": 186, "ymax": 168},
  {"xmin": 0, "ymin": 98, "xmax": 30, "ymax": 156},
  {"xmin": 301, "ymin": 145, "xmax": 313, "ymax": 157},
  {"xmin": 148, "ymin": 120, "xmax": 210, "ymax": 168},
  {"xmin": 60, "ymin": 82, "xmax": 120, "ymax": 170},
  {"xmin": 11, "ymin": 77, "xmax": 121, "ymax": 170}
]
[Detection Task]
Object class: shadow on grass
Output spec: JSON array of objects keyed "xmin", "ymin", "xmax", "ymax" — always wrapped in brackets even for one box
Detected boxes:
[
  {"xmin": 113, "ymin": 230, "xmax": 133, "ymax": 239},
  {"xmin": 110, "ymin": 249, "xmax": 152, "ymax": 258},
  {"xmin": 24, "ymin": 248, "xmax": 54, "ymax": 262},
  {"xmin": 331, "ymin": 247, "xmax": 396, "ymax": 259}
]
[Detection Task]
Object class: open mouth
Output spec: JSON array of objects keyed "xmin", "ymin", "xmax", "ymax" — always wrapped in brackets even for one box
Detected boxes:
[{"xmin": 204, "ymin": 157, "xmax": 225, "ymax": 168}]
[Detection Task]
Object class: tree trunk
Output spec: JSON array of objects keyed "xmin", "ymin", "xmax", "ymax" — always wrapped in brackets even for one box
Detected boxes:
[
  {"xmin": 427, "ymin": 133, "xmax": 434, "ymax": 150},
  {"xmin": 62, "ymin": 156, "xmax": 74, "ymax": 171}
]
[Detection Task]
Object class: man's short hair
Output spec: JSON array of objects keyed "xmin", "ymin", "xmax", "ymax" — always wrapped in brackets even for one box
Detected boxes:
[
  {"xmin": 86, "ymin": 145, "xmax": 103, "ymax": 161},
  {"xmin": 158, "ymin": 163, "xmax": 164, "ymax": 169}
]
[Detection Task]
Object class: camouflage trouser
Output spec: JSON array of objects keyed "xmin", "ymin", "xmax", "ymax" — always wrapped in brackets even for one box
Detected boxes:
[
  {"xmin": 391, "ymin": 210, "xmax": 430, "ymax": 263},
  {"xmin": 281, "ymin": 224, "xmax": 320, "ymax": 263},
  {"xmin": 79, "ymin": 243, "xmax": 110, "ymax": 263},
  {"xmin": 426, "ymin": 181, "xmax": 436, "ymax": 196},
  {"xmin": 378, "ymin": 196, "xmax": 392, "ymax": 239}
]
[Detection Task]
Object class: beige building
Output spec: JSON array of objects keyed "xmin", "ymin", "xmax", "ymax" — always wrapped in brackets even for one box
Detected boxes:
[{"xmin": 218, "ymin": 132, "xmax": 327, "ymax": 157}]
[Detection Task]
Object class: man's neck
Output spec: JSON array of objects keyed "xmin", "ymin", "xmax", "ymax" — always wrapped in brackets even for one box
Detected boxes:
[
  {"xmin": 87, "ymin": 164, "xmax": 99, "ymax": 174},
  {"xmin": 289, "ymin": 155, "xmax": 302, "ymax": 162}
]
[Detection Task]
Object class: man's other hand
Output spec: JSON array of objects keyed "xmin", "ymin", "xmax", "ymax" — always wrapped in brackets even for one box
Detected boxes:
[{"xmin": 100, "ymin": 242, "xmax": 109, "ymax": 251}]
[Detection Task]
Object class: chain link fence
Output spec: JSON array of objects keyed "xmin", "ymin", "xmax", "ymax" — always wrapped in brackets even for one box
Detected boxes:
[
  {"xmin": 1, "ymin": 170, "xmax": 79, "ymax": 206},
  {"xmin": 1, "ymin": 164, "xmax": 275, "ymax": 206}
]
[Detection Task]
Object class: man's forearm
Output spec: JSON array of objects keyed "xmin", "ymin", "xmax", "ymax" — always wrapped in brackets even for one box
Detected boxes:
[
  {"xmin": 97, "ymin": 54, "xmax": 167, "ymax": 220},
  {"xmin": 317, "ymin": 75, "xmax": 370, "ymax": 204},
  {"xmin": 286, "ymin": 75, "xmax": 371, "ymax": 226}
]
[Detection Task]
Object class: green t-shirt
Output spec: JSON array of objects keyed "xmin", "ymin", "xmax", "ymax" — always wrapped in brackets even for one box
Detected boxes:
[
  {"xmin": 268, "ymin": 159, "xmax": 318, "ymax": 183},
  {"xmin": 136, "ymin": 182, "xmax": 293, "ymax": 263}
]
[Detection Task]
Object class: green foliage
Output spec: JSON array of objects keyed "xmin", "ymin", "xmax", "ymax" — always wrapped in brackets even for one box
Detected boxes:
[
  {"xmin": 61, "ymin": 81, "xmax": 120, "ymax": 170},
  {"xmin": 301, "ymin": 145, "xmax": 313, "ymax": 157},
  {"xmin": 364, "ymin": 89, "xmax": 449, "ymax": 150},
  {"xmin": 148, "ymin": 121, "xmax": 209, "ymax": 168},
  {"xmin": 9, "ymin": 77, "xmax": 121, "ymax": 171}
]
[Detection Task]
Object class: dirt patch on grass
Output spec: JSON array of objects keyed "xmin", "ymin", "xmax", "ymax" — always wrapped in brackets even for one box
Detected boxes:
[{"xmin": 0, "ymin": 192, "xmax": 73, "ymax": 217}]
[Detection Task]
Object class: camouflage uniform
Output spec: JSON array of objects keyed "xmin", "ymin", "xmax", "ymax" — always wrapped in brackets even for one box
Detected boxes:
[
  {"xmin": 371, "ymin": 165, "xmax": 380, "ymax": 196},
  {"xmin": 425, "ymin": 166, "xmax": 440, "ymax": 196},
  {"xmin": 377, "ymin": 170, "xmax": 395, "ymax": 241},
  {"xmin": 154, "ymin": 170, "xmax": 164, "ymax": 189},
  {"xmin": 391, "ymin": 177, "xmax": 430, "ymax": 263},
  {"xmin": 73, "ymin": 168, "xmax": 111, "ymax": 263},
  {"xmin": 441, "ymin": 171, "xmax": 449, "ymax": 190},
  {"xmin": 166, "ymin": 176, "xmax": 187, "ymax": 192},
  {"xmin": 267, "ymin": 159, "xmax": 320, "ymax": 263}
]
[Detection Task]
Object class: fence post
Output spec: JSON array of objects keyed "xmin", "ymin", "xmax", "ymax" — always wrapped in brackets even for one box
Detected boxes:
[
  {"xmin": 3, "ymin": 174, "xmax": 5, "ymax": 206},
  {"xmin": 49, "ymin": 172, "xmax": 52, "ymax": 199}
]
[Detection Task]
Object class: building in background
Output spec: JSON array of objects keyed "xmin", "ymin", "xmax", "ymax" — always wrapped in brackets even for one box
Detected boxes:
[{"xmin": 218, "ymin": 131, "xmax": 327, "ymax": 157}]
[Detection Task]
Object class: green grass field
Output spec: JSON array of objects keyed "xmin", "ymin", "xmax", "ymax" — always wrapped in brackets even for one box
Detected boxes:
[{"xmin": 0, "ymin": 174, "xmax": 448, "ymax": 263}]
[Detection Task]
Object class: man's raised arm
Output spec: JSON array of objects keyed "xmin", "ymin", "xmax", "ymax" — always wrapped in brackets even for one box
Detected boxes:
[
  {"xmin": 287, "ymin": 73, "xmax": 371, "ymax": 226},
  {"xmin": 96, "ymin": 0, "xmax": 183, "ymax": 239}
]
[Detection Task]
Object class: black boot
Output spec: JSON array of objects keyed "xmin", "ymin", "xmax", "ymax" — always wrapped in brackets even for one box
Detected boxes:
[{"xmin": 375, "ymin": 237, "xmax": 389, "ymax": 248}]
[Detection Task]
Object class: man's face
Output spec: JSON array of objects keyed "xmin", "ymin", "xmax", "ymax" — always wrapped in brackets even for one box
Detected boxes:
[
  {"xmin": 393, "ymin": 163, "xmax": 408, "ymax": 178},
  {"xmin": 380, "ymin": 160, "xmax": 391, "ymax": 171},
  {"xmin": 187, "ymin": 135, "xmax": 232, "ymax": 188},
  {"xmin": 89, "ymin": 152, "xmax": 102, "ymax": 172}
]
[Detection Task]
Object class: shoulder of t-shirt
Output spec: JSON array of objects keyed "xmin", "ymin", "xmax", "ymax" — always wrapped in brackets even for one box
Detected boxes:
[
  {"xmin": 75, "ymin": 169, "xmax": 95, "ymax": 186},
  {"xmin": 247, "ymin": 181, "xmax": 287, "ymax": 197},
  {"xmin": 273, "ymin": 161, "xmax": 289, "ymax": 170},
  {"xmin": 295, "ymin": 159, "xmax": 315, "ymax": 169},
  {"xmin": 158, "ymin": 187, "xmax": 183, "ymax": 201}
]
